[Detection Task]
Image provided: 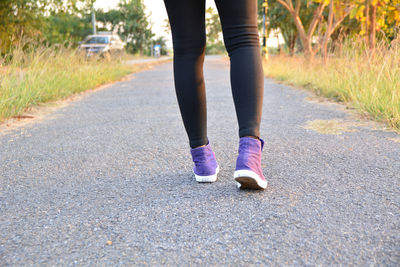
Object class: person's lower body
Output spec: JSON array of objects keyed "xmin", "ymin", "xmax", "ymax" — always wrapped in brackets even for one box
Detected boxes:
[{"xmin": 163, "ymin": 0, "xmax": 266, "ymax": 189}]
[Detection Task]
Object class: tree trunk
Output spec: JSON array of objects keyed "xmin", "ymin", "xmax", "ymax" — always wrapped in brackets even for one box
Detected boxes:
[
  {"xmin": 276, "ymin": 33, "xmax": 281, "ymax": 55},
  {"xmin": 365, "ymin": 0, "xmax": 370, "ymax": 44},
  {"xmin": 322, "ymin": 39, "xmax": 328, "ymax": 64},
  {"xmin": 369, "ymin": 4, "xmax": 376, "ymax": 50},
  {"xmin": 289, "ymin": 34, "xmax": 296, "ymax": 56},
  {"xmin": 292, "ymin": 13, "xmax": 313, "ymax": 58},
  {"xmin": 322, "ymin": 0, "xmax": 334, "ymax": 64},
  {"xmin": 276, "ymin": 0, "xmax": 326, "ymax": 60},
  {"xmin": 281, "ymin": 29, "xmax": 296, "ymax": 56}
]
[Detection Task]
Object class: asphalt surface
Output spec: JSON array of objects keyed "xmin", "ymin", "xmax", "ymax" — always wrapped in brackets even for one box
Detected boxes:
[{"xmin": 1, "ymin": 56, "xmax": 399, "ymax": 265}]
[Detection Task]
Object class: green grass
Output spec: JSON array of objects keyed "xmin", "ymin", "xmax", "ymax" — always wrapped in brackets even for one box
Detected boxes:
[
  {"xmin": 0, "ymin": 46, "xmax": 133, "ymax": 122},
  {"xmin": 263, "ymin": 39, "xmax": 400, "ymax": 132}
]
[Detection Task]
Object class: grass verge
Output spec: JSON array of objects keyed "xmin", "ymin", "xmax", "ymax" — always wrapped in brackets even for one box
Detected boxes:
[
  {"xmin": 263, "ymin": 39, "xmax": 400, "ymax": 133},
  {"xmin": 0, "ymin": 46, "xmax": 137, "ymax": 122}
]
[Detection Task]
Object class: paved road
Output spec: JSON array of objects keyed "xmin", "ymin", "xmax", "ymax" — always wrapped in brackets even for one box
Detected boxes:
[{"xmin": 1, "ymin": 57, "xmax": 399, "ymax": 265}]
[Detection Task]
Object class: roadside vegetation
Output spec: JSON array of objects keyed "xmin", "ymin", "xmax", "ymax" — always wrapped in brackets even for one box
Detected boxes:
[
  {"xmin": 0, "ymin": 0, "xmax": 169, "ymax": 123},
  {"xmin": 0, "ymin": 45, "xmax": 133, "ymax": 122},
  {"xmin": 258, "ymin": 0, "xmax": 400, "ymax": 132},
  {"xmin": 263, "ymin": 39, "xmax": 400, "ymax": 132}
]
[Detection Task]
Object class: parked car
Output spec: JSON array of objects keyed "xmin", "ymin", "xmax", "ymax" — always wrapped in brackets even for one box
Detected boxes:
[{"xmin": 78, "ymin": 32, "xmax": 125, "ymax": 58}]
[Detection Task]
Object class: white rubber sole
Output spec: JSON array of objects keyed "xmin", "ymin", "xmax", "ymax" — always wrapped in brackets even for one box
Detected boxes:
[
  {"xmin": 234, "ymin": 169, "xmax": 267, "ymax": 190},
  {"xmin": 194, "ymin": 165, "xmax": 220, "ymax": 183}
]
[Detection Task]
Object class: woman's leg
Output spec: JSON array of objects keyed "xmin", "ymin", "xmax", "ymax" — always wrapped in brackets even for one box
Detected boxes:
[
  {"xmin": 215, "ymin": 0, "xmax": 267, "ymax": 189},
  {"xmin": 163, "ymin": 0, "xmax": 208, "ymax": 148},
  {"xmin": 214, "ymin": 0, "xmax": 264, "ymax": 139}
]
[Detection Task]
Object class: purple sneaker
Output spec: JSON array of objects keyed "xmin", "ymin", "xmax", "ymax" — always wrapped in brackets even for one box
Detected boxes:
[
  {"xmin": 234, "ymin": 137, "xmax": 267, "ymax": 189},
  {"xmin": 190, "ymin": 142, "xmax": 219, "ymax": 183}
]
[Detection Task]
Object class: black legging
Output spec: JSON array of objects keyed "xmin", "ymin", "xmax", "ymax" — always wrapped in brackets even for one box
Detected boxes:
[{"xmin": 164, "ymin": 0, "xmax": 264, "ymax": 148}]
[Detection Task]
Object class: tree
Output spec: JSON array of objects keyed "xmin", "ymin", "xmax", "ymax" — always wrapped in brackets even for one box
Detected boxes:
[
  {"xmin": 259, "ymin": 0, "xmax": 301, "ymax": 55},
  {"xmin": 260, "ymin": 0, "xmax": 326, "ymax": 56},
  {"xmin": 206, "ymin": 7, "xmax": 222, "ymax": 44},
  {"xmin": 320, "ymin": 0, "xmax": 356, "ymax": 62},
  {"xmin": 351, "ymin": 0, "xmax": 400, "ymax": 49},
  {"xmin": 43, "ymin": 12, "xmax": 92, "ymax": 46},
  {"xmin": 205, "ymin": 7, "xmax": 225, "ymax": 54},
  {"xmin": 98, "ymin": 0, "xmax": 153, "ymax": 54},
  {"xmin": 0, "ymin": 0, "xmax": 93, "ymax": 53},
  {"xmin": 275, "ymin": 0, "xmax": 358, "ymax": 60},
  {"xmin": 120, "ymin": 0, "xmax": 153, "ymax": 54},
  {"xmin": 96, "ymin": 9, "xmax": 123, "ymax": 33},
  {"xmin": 0, "ymin": 0, "xmax": 44, "ymax": 53},
  {"xmin": 275, "ymin": 0, "xmax": 329, "ymax": 58},
  {"xmin": 163, "ymin": 18, "xmax": 171, "ymax": 35},
  {"xmin": 261, "ymin": 1, "xmax": 294, "ymax": 54}
]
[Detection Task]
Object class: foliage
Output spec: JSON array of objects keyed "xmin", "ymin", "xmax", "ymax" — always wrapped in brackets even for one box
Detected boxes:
[
  {"xmin": 96, "ymin": 9, "xmax": 123, "ymax": 33},
  {"xmin": 205, "ymin": 7, "xmax": 225, "ymax": 54},
  {"xmin": 163, "ymin": 18, "xmax": 171, "ymax": 35},
  {"xmin": 206, "ymin": 7, "xmax": 222, "ymax": 44},
  {"xmin": 115, "ymin": 0, "xmax": 153, "ymax": 54},
  {"xmin": 43, "ymin": 12, "xmax": 92, "ymax": 46},
  {"xmin": 94, "ymin": 0, "xmax": 154, "ymax": 54},
  {"xmin": 349, "ymin": 0, "xmax": 400, "ymax": 41},
  {"xmin": 263, "ymin": 0, "xmax": 297, "ymax": 54},
  {"xmin": 0, "ymin": 0, "xmax": 154, "ymax": 55},
  {"xmin": 258, "ymin": 0, "xmax": 400, "ymax": 58},
  {"xmin": 258, "ymin": 0, "xmax": 318, "ymax": 54},
  {"xmin": 0, "ymin": 0, "xmax": 93, "ymax": 53},
  {"xmin": 0, "ymin": 0, "xmax": 44, "ymax": 54}
]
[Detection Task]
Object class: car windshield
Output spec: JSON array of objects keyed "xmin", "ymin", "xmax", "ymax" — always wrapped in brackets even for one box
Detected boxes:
[{"xmin": 84, "ymin": 37, "xmax": 109, "ymax": 44}]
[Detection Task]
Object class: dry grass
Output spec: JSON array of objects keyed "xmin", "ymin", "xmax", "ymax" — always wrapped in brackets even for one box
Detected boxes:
[
  {"xmin": 0, "ymin": 46, "xmax": 133, "ymax": 122},
  {"xmin": 263, "ymin": 39, "xmax": 400, "ymax": 132}
]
